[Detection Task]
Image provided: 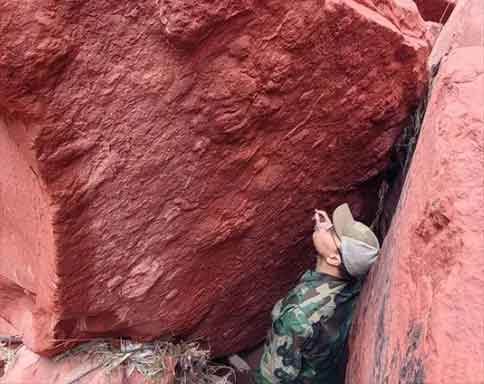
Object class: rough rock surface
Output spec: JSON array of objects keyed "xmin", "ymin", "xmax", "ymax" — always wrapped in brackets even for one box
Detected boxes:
[
  {"xmin": 429, "ymin": 0, "xmax": 484, "ymax": 67},
  {"xmin": 0, "ymin": 346, "xmax": 175, "ymax": 384},
  {"xmin": 424, "ymin": 21, "xmax": 442, "ymax": 47},
  {"xmin": 346, "ymin": 45, "xmax": 484, "ymax": 384},
  {"xmin": 0, "ymin": 319, "xmax": 17, "ymax": 338},
  {"xmin": 0, "ymin": 0, "xmax": 429, "ymax": 356},
  {"xmin": 414, "ymin": 0, "xmax": 456, "ymax": 23}
]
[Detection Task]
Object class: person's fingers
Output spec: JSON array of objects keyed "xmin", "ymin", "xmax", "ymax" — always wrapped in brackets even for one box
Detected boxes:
[
  {"xmin": 313, "ymin": 211, "xmax": 322, "ymax": 231},
  {"xmin": 316, "ymin": 210, "xmax": 330, "ymax": 222},
  {"xmin": 315, "ymin": 210, "xmax": 331, "ymax": 225},
  {"xmin": 314, "ymin": 211, "xmax": 321, "ymax": 224}
]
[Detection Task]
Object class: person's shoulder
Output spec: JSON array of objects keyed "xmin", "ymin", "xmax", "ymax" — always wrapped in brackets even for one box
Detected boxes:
[
  {"xmin": 277, "ymin": 304, "xmax": 313, "ymax": 336},
  {"xmin": 334, "ymin": 278, "xmax": 362, "ymax": 302},
  {"xmin": 281, "ymin": 271, "xmax": 315, "ymax": 304}
]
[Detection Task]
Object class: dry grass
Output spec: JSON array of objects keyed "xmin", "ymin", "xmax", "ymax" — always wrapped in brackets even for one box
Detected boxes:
[
  {"xmin": 54, "ymin": 338, "xmax": 235, "ymax": 384},
  {"xmin": 0, "ymin": 342, "xmax": 19, "ymax": 373}
]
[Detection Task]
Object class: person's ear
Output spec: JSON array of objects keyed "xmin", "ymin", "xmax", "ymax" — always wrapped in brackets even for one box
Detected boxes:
[{"xmin": 325, "ymin": 252, "xmax": 342, "ymax": 267}]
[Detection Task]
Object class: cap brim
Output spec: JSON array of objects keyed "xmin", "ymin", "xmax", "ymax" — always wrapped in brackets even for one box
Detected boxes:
[{"xmin": 332, "ymin": 203, "xmax": 355, "ymax": 239}]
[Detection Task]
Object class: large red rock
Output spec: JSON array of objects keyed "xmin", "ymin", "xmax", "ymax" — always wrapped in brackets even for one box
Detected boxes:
[
  {"xmin": 429, "ymin": 0, "xmax": 484, "ymax": 67},
  {"xmin": 346, "ymin": 45, "xmax": 484, "ymax": 384},
  {"xmin": 0, "ymin": 0, "xmax": 429, "ymax": 356},
  {"xmin": 414, "ymin": 0, "xmax": 456, "ymax": 23},
  {"xmin": 0, "ymin": 346, "xmax": 175, "ymax": 384}
]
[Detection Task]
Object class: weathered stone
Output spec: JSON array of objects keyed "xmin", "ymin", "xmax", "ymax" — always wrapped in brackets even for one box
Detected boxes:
[
  {"xmin": 346, "ymin": 45, "xmax": 484, "ymax": 384},
  {"xmin": 429, "ymin": 0, "xmax": 484, "ymax": 67},
  {"xmin": 414, "ymin": 0, "xmax": 456, "ymax": 22},
  {"xmin": 0, "ymin": 0, "xmax": 429, "ymax": 356}
]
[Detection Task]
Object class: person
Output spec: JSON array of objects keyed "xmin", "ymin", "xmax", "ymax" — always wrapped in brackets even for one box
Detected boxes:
[{"xmin": 254, "ymin": 203, "xmax": 380, "ymax": 384}]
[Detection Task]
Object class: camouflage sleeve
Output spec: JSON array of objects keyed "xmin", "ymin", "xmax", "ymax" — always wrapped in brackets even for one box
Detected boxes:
[{"xmin": 271, "ymin": 305, "xmax": 313, "ymax": 383}]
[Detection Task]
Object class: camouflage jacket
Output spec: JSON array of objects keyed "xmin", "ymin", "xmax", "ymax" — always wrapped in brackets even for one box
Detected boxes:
[{"xmin": 255, "ymin": 270, "xmax": 361, "ymax": 384}]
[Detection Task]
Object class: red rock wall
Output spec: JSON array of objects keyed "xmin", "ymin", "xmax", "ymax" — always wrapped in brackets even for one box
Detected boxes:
[
  {"xmin": 429, "ymin": 0, "xmax": 483, "ymax": 67},
  {"xmin": 0, "ymin": 115, "xmax": 56, "ymax": 348},
  {"xmin": 0, "ymin": 0, "xmax": 429, "ymax": 356},
  {"xmin": 346, "ymin": 6, "xmax": 484, "ymax": 381}
]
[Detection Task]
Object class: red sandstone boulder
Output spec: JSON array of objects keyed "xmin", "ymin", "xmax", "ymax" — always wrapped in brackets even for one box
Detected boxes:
[
  {"xmin": 346, "ymin": 44, "xmax": 484, "ymax": 384},
  {"xmin": 0, "ymin": 346, "xmax": 175, "ymax": 384},
  {"xmin": 429, "ymin": 0, "xmax": 484, "ymax": 67},
  {"xmin": 414, "ymin": 0, "xmax": 456, "ymax": 23},
  {"xmin": 0, "ymin": 0, "xmax": 429, "ymax": 356}
]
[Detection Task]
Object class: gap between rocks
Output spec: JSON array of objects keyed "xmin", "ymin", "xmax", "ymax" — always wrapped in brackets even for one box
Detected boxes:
[{"xmin": 230, "ymin": 64, "xmax": 441, "ymax": 384}]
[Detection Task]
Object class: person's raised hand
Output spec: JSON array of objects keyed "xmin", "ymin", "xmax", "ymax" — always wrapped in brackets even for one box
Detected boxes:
[{"xmin": 312, "ymin": 209, "xmax": 340, "ymax": 260}]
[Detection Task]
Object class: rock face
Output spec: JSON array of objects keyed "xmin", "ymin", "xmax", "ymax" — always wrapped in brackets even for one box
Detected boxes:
[
  {"xmin": 429, "ymin": 0, "xmax": 483, "ymax": 67},
  {"xmin": 414, "ymin": 0, "xmax": 456, "ymax": 23},
  {"xmin": 0, "ymin": 346, "xmax": 175, "ymax": 384},
  {"xmin": 0, "ymin": 0, "xmax": 429, "ymax": 356},
  {"xmin": 346, "ymin": 11, "xmax": 484, "ymax": 383}
]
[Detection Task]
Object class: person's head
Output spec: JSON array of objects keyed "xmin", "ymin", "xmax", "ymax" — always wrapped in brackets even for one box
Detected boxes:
[{"xmin": 312, "ymin": 204, "xmax": 380, "ymax": 279}]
